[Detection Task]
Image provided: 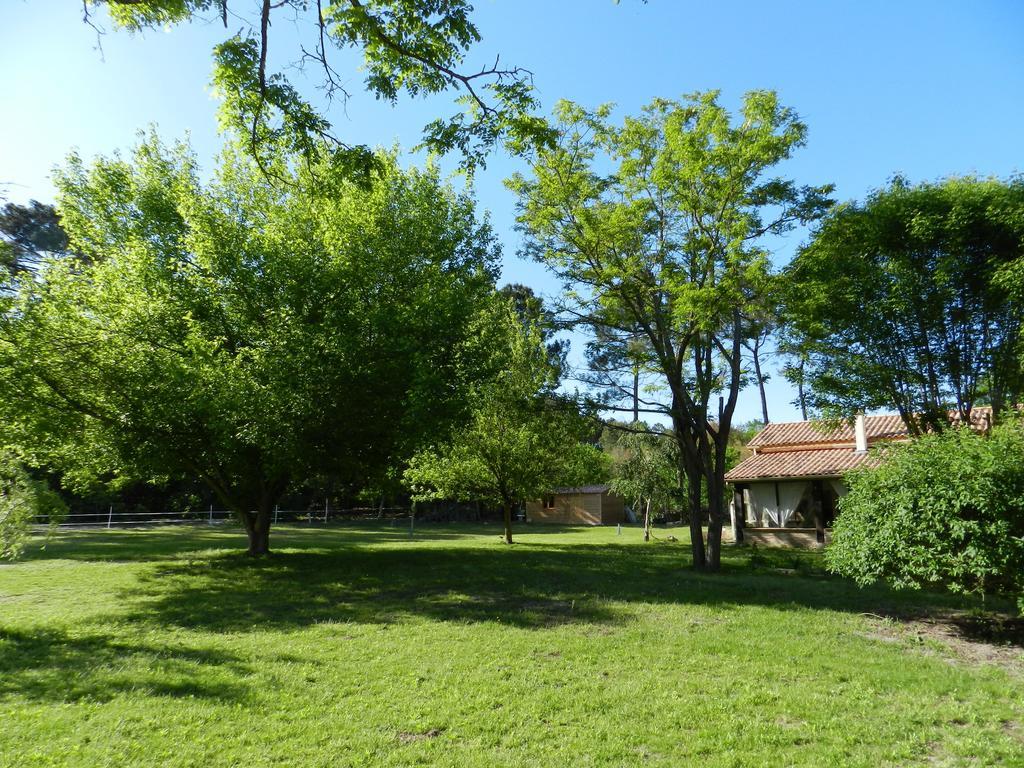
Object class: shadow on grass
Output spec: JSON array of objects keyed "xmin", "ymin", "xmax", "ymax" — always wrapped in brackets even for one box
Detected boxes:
[
  {"xmin": 25, "ymin": 523, "xmax": 524, "ymax": 563},
  {"xmin": 17, "ymin": 525, "xmax": 1021, "ymax": 648},
  {"xmin": 0, "ymin": 626, "xmax": 253, "ymax": 704},
  {"xmin": 113, "ymin": 534, "xmax": 1013, "ymax": 641}
]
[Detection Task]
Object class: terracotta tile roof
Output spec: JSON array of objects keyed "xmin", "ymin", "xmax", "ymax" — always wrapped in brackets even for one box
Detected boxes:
[
  {"xmin": 729, "ymin": 407, "xmax": 994, "ymax": 483},
  {"xmin": 747, "ymin": 414, "xmax": 906, "ymax": 448},
  {"xmin": 747, "ymin": 407, "xmax": 992, "ymax": 449},
  {"xmin": 725, "ymin": 448, "xmax": 883, "ymax": 482},
  {"xmin": 949, "ymin": 406, "xmax": 994, "ymax": 429}
]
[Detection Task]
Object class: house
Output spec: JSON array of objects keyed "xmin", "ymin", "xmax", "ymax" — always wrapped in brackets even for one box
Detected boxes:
[
  {"xmin": 525, "ymin": 484, "xmax": 627, "ymax": 526},
  {"xmin": 725, "ymin": 409, "xmax": 992, "ymax": 548}
]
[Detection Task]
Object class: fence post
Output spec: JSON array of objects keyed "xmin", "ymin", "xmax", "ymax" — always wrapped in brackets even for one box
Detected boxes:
[
  {"xmin": 274, "ymin": 505, "xmax": 279, "ymax": 525},
  {"xmin": 107, "ymin": 505, "xmax": 113, "ymax": 530},
  {"xmin": 324, "ymin": 498, "xmax": 329, "ymax": 524},
  {"xmin": 209, "ymin": 504, "xmax": 213, "ymax": 525}
]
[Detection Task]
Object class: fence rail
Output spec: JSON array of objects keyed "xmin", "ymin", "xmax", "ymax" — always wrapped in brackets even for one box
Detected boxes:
[{"xmin": 35, "ymin": 506, "xmax": 414, "ymax": 530}]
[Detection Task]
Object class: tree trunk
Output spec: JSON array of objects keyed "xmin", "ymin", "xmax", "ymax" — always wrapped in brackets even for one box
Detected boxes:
[
  {"xmin": 796, "ymin": 357, "xmax": 809, "ymax": 421},
  {"xmin": 685, "ymin": 458, "xmax": 706, "ymax": 570},
  {"xmin": 705, "ymin": 468, "xmax": 724, "ymax": 571},
  {"xmin": 238, "ymin": 500, "xmax": 274, "ymax": 556},
  {"xmin": 633, "ymin": 366, "xmax": 640, "ymax": 424},
  {"xmin": 247, "ymin": 522, "xmax": 271, "ymax": 556},
  {"xmin": 196, "ymin": 464, "xmax": 286, "ymax": 557},
  {"xmin": 703, "ymin": 436, "xmax": 730, "ymax": 571},
  {"xmin": 643, "ymin": 498, "xmax": 651, "ymax": 542},
  {"xmin": 752, "ymin": 345, "xmax": 770, "ymax": 424},
  {"xmin": 501, "ymin": 500, "xmax": 513, "ymax": 544}
]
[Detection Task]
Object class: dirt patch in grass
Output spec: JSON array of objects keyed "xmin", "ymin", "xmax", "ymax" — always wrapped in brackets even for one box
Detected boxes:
[
  {"xmin": 1001, "ymin": 719, "xmax": 1023, "ymax": 743},
  {"xmin": 861, "ymin": 610, "xmax": 1024, "ymax": 675},
  {"xmin": 397, "ymin": 728, "xmax": 444, "ymax": 744}
]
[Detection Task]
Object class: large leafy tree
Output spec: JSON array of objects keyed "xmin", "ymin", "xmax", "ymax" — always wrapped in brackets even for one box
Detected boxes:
[
  {"xmin": 404, "ymin": 303, "xmax": 608, "ymax": 544},
  {"xmin": 508, "ymin": 92, "xmax": 832, "ymax": 570},
  {"xmin": 783, "ymin": 176, "xmax": 1024, "ymax": 433},
  {"xmin": 85, "ymin": 0, "xmax": 553, "ymax": 177},
  {"xmin": 0, "ymin": 134, "xmax": 498, "ymax": 555}
]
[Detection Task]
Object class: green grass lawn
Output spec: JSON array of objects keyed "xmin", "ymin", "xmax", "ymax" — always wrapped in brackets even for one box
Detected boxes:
[{"xmin": 1, "ymin": 523, "xmax": 1021, "ymax": 767}]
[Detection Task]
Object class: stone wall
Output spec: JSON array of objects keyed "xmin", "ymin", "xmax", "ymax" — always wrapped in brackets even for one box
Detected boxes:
[{"xmin": 742, "ymin": 527, "xmax": 832, "ymax": 549}]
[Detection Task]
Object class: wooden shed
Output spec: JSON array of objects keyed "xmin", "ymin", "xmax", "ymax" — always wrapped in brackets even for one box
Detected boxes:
[{"xmin": 525, "ymin": 485, "xmax": 626, "ymax": 526}]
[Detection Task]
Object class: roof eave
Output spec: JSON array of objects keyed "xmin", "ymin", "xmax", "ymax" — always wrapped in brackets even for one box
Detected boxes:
[{"xmin": 726, "ymin": 472, "xmax": 847, "ymax": 484}]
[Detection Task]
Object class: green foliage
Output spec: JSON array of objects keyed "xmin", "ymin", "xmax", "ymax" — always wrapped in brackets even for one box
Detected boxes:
[
  {"xmin": 0, "ymin": 451, "xmax": 66, "ymax": 560},
  {"xmin": 211, "ymin": 35, "xmax": 381, "ymax": 185},
  {"xmin": 498, "ymin": 282, "xmax": 568, "ymax": 381},
  {"xmin": 0, "ymin": 133, "xmax": 498, "ymax": 553},
  {"xmin": 93, "ymin": 0, "xmax": 552, "ymax": 175},
  {"xmin": 725, "ymin": 419, "xmax": 763, "ymax": 472},
  {"xmin": 827, "ymin": 421, "xmax": 1024, "ymax": 607},
  {"xmin": 783, "ymin": 175, "xmax": 1024, "ymax": 431},
  {"xmin": 404, "ymin": 303, "xmax": 608, "ymax": 541},
  {"xmin": 608, "ymin": 427, "xmax": 677, "ymax": 535},
  {"xmin": 508, "ymin": 90, "xmax": 832, "ymax": 567},
  {"xmin": 607, "ymin": 428, "xmax": 677, "ymax": 510}
]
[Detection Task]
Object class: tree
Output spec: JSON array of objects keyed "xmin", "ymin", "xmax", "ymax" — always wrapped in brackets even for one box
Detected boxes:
[
  {"xmin": 0, "ymin": 450, "xmax": 66, "ymax": 561},
  {"xmin": 85, "ymin": 0, "xmax": 553, "ymax": 178},
  {"xmin": 508, "ymin": 92, "xmax": 832, "ymax": 570},
  {"xmin": 739, "ymin": 275, "xmax": 782, "ymax": 425},
  {"xmin": 783, "ymin": 176, "xmax": 1024, "ymax": 433},
  {"xmin": 498, "ymin": 282, "xmax": 569, "ymax": 381},
  {"xmin": 827, "ymin": 421, "xmax": 1024, "ymax": 610},
  {"xmin": 0, "ymin": 134, "xmax": 498, "ymax": 555},
  {"xmin": 585, "ymin": 321, "xmax": 655, "ymax": 426},
  {"xmin": 608, "ymin": 427, "xmax": 678, "ymax": 541},
  {"xmin": 0, "ymin": 201, "xmax": 74, "ymax": 284},
  {"xmin": 404, "ymin": 303, "xmax": 608, "ymax": 544},
  {"xmin": 780, "ymin": 352, "xmax": 810, "ymax": 421}
]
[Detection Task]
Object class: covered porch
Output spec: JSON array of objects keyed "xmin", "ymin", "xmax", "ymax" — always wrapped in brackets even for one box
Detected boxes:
[{"xmin": 729, "ymin": 477, "xmax": 848, "ymax": 548}]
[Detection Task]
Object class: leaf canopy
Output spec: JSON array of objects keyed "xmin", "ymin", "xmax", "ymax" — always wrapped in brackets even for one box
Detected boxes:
[{"xmin": 0, "ymin": 134, "xmax": 499, "ymax": 515}]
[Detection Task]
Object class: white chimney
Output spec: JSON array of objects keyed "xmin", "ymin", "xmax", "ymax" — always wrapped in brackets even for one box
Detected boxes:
[{"xmin": 854, "ymin": 413, "xmax": 868, "ymax": 453}]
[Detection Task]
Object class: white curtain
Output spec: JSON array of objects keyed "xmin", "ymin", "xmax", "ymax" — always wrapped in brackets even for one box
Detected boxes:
[
  {"xmin": 828, "ymin": 479, "xmax": 849, "ymax": 498},
  {"xmin": 776, "ymin": 482, "xmax": 808, "ymax": 527},
  {"xmin": 748, "ymin": 484, "xmax": 779, "ymax": 527},
  {"xmin": 747, "ymin": 482, "xmax": 809, "ymax": 527}
]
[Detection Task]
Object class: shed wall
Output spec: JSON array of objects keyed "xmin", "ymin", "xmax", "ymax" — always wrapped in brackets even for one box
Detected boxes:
[{"xmin": 526, "ymin": 493, "xmax": 602, "ymax": 525}]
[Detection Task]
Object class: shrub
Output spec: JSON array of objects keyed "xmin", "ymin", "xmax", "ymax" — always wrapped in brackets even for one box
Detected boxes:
[
  {"xmin": 826, "ymin": 420, "xmax": 1024, "ymax": 609},
  {"xmin": 0, "ymin": 452, "xmax": 66, "ymax": 560}
]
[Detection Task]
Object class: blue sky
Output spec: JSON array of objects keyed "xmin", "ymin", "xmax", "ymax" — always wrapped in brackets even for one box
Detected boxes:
[{"xmin": 2, "ymin": 0, "xmax": 1023, "ymax": 423}]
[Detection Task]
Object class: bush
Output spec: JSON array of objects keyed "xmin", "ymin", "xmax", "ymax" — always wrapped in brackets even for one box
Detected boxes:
[
  {"xmin": 826, "ymin": 421, "xmax": 1024, "ymax": 609},
  {"xmin": 0, "ymin": 452, "xmax": 66, "ymax": 560}
]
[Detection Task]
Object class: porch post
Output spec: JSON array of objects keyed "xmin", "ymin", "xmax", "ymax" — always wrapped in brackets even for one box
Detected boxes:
[
  {"xmin": 732, "ymin": 485, "xmax": 745, "ymax": 545},
  {"xmin": 811, "ymin": 480, "xmax": 826, "ymax": 545}
]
